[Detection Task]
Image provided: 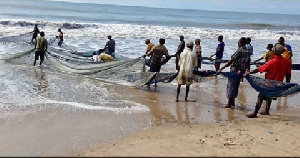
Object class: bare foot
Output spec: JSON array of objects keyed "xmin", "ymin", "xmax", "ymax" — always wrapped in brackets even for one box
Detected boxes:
[
  {"xmin": 260, "ymin": 111, "xmax": 270, "ymax": 115},
  {"xmin": 246, "ymin": 113, "xmax": 257, "ymax": 118}
]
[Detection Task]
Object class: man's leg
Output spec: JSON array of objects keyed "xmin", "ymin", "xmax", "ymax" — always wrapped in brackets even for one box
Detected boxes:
[
  {"xmin": 260, "ymin": 98, "xmax": 272, "ymax": 115},
  {"xmin": 246, "ymin": 94, "xmax": 264, "ymax": 118},
  {"xmin": 224, "ymin": 97, "xmax": 234, "ymax": 108},
  {"xmin": 176, "ymin": 84, "xmax": 181, "ymax": 102},
  {"xmin": 33, "ymin": 51, "xmax": 39, "ymax": 66},
  {"xmin": 185, "ymin": 85, "xmax": 190, "ymax": 101},
  {"xmin": 40, "ymin": 52, "xmax": 45, "ymax": 65},
  {"xmin": 214, "ymin": 63, "xmax": 220, "ymax": 71},
  {"xmin": 286, "ymin": 74, "xmax": 291, "ymax": 83}
]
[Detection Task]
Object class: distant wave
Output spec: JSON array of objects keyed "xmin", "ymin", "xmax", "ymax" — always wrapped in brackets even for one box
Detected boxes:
[{"xmin": 1, "ymin": 20, "xmax": 300, "ymax": 40}]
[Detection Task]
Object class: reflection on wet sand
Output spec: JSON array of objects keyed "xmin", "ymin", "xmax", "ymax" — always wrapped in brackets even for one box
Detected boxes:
[{"xmin": 33, "ymin": 67, "xmax": 48, "ymax": 93}]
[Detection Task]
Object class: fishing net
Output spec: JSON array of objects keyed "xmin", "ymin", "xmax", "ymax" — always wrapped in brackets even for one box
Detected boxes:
[
  {"xmin": 220, "ymin": 72, "xmax": 300, "ymax": 98},
  {"xmin": 0, "ymin": 32, "xmax": 33, "ymax": 44},
  {"xmin": 246, "ymin": 75, "xmax": 300, "ymax": 98}
]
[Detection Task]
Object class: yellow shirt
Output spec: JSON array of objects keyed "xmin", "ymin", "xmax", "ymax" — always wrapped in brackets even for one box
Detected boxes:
[
  {"xmin": 282, "ymin": 46, "xmax": 292, "ymax": 62},
  {"xmin": 146, "ymin": 43, "xmax": 154, "ymax": 53},
  {"xmin": 262, "ymin": 50, "xmax": 274, "ymax": 62},
  {"xmin": 35, "ymin": 36, "xmax": 47, "ymax": 52},
  {"xmin": 99, "ymin": 53, "xmax": 114, "ymax": 62}
]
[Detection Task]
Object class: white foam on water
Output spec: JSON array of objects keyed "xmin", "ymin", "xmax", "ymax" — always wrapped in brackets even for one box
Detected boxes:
[{"xmin": 44, "ymin": 99, "xmax": 150, "ymax": 114}]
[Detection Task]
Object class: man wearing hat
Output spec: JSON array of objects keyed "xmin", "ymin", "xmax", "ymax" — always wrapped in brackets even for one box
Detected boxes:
[
  {"xmin": 176, "ymin": 41, "xmax": 198, "ymax": 102},
  {"xmin": 104, "ymin": 35, "xmax": 116, "ymax": 58},
  {"xmin": 174, "ymin": 35, "xmax": 185, "ymax": 71},
  {"xmin": 244, "ymin": 43, "xmax": 291, "ymax": 118}
]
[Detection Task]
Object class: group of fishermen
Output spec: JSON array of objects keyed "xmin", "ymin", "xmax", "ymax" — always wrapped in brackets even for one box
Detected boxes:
[
  {"xmin": 31, "ymin": 24, "xmax": 116, "ymax": 66},
  {"xmin": 30, "ymin": 24, "xmax": 294, "ymax": 118},
  {"xmin": 142, "ymin": 35, "xmax": 293, "ymax": 118}
]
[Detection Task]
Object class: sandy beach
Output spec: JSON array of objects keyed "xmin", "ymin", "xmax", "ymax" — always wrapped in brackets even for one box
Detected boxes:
[
  {"xmin": 85, "ymin": 108, "xmax": 300, "ymax": 157},
  {"xmin": 82, "ymin": 71, "xmax": 300, "ymax": 157}
]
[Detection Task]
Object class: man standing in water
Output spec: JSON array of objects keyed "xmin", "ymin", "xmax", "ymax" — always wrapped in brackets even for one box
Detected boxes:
[
  {"xmin": 244, "ymin": 44, "xmax": 291, "ymax": 118},
  {"xmin": 278, "ymin": 37, "xmax": 292, "ymax": 83},
  {"xmin": 56, "ymin": 29, "xmax": 63, "ymax": 47},
  {"xmin": 31, "ymin": 24, "xmax": 40, "ymax": 44},
  {"xmin": 174, "ymin": 35, "xmax": 185, "ymax": 71},
  {"xmin": 217, "ymin": 37, "xmax": 250, "ymax": 108},
  {"xmin": 144, "ymin": 39, "xmax": 155, "ymax": 66},
  {"xmin": 104, "ymin": 35, "xmax": 116, "ymax": 59},
  {"xmin": 143, "ymin": 38, "xmax": 169, "ymax": 87},
  {"xmin": 209, "ymin": 35, "xmax": 225, "ymax": 71},
  {"xmin": 176, "ymin": 41, "xmax": 198, "ymax": 102},
  {"xmin": 34, "ymin": 31, "xmax": 47, "ymax": 66}
]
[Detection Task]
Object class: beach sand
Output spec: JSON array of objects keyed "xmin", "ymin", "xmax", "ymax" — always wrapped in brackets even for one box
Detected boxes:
[
  {"xmin": 83, "ymin": 71, "xmax": 300, "ymax": 157},
  {"xmin": 85, "ymin": 108, "xmax": 300, "ymax": 157}
]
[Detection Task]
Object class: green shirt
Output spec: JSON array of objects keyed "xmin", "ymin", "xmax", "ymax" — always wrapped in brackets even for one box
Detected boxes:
[{"xmin": 35, "ymin": 36, "xmax": 47, "ymax": 52}]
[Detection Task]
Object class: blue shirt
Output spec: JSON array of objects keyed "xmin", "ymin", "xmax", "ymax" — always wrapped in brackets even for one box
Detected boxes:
[
  {"xmin": 216, "ymin": 42, "xmax": 225, "ymax": 59},
  {"xmin": 285, "ymin": 44, "xmax": 292, "ymax": 52},
  {"xmin": 246, "ymin": 44, "xmax": 253, "ymax": 56}
]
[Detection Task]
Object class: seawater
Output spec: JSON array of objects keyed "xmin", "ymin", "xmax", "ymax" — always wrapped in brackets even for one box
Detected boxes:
[{"xmin": 0, "ymin": 0, "xmax": 300, "ymax": 63}]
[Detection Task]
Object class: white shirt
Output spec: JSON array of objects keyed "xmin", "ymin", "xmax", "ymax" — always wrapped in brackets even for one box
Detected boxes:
[
  {"xmin": 92, "ymin": 55, "xmax": 99, "ymax": 62},
  {"xmin": 178, "ymin": 48, "xmax": 198, "ymax": 78}
]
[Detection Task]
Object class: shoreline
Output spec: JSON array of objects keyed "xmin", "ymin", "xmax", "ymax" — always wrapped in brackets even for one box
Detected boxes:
[{"xmin": 85, "ymin": 108, "xmax": 300, "ymax": 157}]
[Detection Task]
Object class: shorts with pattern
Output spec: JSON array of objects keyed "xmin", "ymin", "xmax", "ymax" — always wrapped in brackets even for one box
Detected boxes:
[{"xmin": 226, "ymin": 77, "xmax": 240, "ymax": 98}]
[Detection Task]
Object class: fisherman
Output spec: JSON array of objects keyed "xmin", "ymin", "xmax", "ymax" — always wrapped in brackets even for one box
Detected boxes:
[
  {"xmin": 104, "ymin": 35, "xmax": 116, "ymax": 59},
  {"xmin": 252, "ymin": 44, "xmax": 274, "ymax": 63},
  {"xmin": 244, "ymin": 44, "xmax": 291, "ymax": 118},
  {"xmin": 209, "ymin": 35, "xmax": 225, "ymax": 71},
  {"xmin": 194, "ymin": 38, "xmax": 202, "ymax": 71},
  {"xmin": 173, "ymin": 35, "xmax": 185, "ymax": 71},
  {"xmin": 56, "ymin": 28, "xmax": 63, "ymax": 47},
  {"xmin": 143, "ymin": 38, "xmax": 170, "ymax": 87},
  {"xmin": 278, "ymin": 37, "xmax": 292, "ymax": 83},
  {"xmin": 216, "ymin": 37, "xmax": 250, "ymax": 108},
  {"xmin": 98, "ymin": 49, "xmax": 114, "ymax": 62},
  {"xmin": 92, "ymin": 52, "xmax": 99, "ymax": 62},
  {"xmin": 144, "ymin": 39, "xmax": 155, "ymax": 66},
  {"xmin": 34, "ymin": 31, "xmax": 47, "ymax": 66},
  {"xmin": 176, "ymin": 41, "xmax": 198, "ymax": 102},
  {"xmin": 246, "ymin": 37, "xmax": 253, "ymax": 57},
  {"xmin": 31, "ymin": 24, "xmax": 40, "ymax": 44}
]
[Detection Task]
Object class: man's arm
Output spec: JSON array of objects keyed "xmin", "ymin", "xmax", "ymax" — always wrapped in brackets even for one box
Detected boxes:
[
  {"xmin": 252, "ymin": 57, "xmax": 263, "ymax": 64},
  {"xmin": 243, "ymin": 69, "xmax": 259, "ymax": 77}
]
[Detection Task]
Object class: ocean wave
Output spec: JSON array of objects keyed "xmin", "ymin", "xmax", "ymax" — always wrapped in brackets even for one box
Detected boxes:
[{"xmin": 1, "ymin": 20, "xmax": 300, "ymax": 40}]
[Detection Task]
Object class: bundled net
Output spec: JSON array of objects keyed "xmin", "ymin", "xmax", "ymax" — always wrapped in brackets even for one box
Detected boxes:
[{"xmin": 220, "ymin": 72, "xmax": 300, "ymax": 98}]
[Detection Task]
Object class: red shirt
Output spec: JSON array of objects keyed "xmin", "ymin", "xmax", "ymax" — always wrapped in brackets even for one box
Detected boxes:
[{"xmin": 258, "ymin": 55, "xmax": 291, "ymax": 82}]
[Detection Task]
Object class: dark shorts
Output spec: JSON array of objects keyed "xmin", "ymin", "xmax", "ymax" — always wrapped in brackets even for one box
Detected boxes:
[
  {"xmin": 35, "ymin": 51, "xmax": 45, "ymax": 61},
  {"xmin": 150, "ymin": 65, "xmax": 161, "ymax": 72},
  {"xmin": 197, "ymin": 56, "xmax": 202, "ymax": 69},
  {"xmin": 226, "ymin": 77, "xmax": 241, "ymax": 98}
]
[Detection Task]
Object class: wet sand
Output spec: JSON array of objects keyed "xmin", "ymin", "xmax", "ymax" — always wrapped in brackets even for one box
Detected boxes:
[
  {"xmin": 85, "ymin": 108, "xmax": 300, "ymax": 157},
  {"xmin": 84, "ymin": 71, "xmax": 300, "ymax": 157}
]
